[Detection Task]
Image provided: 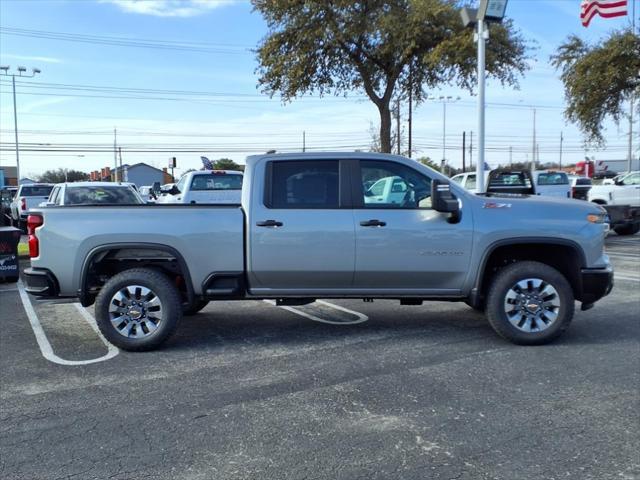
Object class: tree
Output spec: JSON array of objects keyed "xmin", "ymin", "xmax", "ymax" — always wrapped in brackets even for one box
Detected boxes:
[
  {"xmin": 551, "ymin": 29, "xmax": 640, "ymax": 145},
  {"xmin": 38, "ymin": 168, "xmax": 88, "ymax": 183},
  {"xmin": 253, "ymin": 0, "xmax": 529, "ymax": 153},
  {"xmin": 212, "ymin": 158, "xmax": 243, "ymax": 171},
  {"xmin": 417, "ymin": 156, "xmax": 441, "ymax": 172}
]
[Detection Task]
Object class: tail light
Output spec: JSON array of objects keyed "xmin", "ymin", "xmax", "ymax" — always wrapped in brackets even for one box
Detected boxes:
[
  {"xmin": 20, "ymin": 197, "xmax": 26, "ymax": 211},
  {"xmin": 27, "ymin": 214, "xmax": 43, "ymax": 258}
]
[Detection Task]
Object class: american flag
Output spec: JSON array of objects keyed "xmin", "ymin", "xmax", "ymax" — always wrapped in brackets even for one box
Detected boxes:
[
  {"xmin": 580, "ymin": 0, "xmax": 628, "ymax": 27},
  {"xmin": 200, "ymin": 156, "xmax": 214, "ymax": 170}
]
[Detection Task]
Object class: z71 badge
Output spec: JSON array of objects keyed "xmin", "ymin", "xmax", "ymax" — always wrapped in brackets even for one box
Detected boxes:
[{"xmin": 483, "ymin": 202, "xmax": 512, "ymax": 209}]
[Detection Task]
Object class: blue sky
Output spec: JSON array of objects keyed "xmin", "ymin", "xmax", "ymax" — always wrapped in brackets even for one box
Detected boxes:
[{"xmin": 0, "ymin": 0, "xmax": 637, "ymax": 178}]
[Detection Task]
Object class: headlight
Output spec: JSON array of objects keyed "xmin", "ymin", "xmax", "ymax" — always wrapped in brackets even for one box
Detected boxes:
[{"xmin": 587, "ymin": 213, "xmax": 608, "ymax": 224}]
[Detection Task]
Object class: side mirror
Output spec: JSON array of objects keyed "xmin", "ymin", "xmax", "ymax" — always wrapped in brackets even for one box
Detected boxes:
[
  {"xmin": 614, "ymin": 179, "xmax": 623, "ymax": 186},
  {"xmin": 431, "ymin": 179, "xmax": 461, "ymax": 223},
  {"xmin": 169, "ymin": 185, "xmax": 181, "ymax": 195}
]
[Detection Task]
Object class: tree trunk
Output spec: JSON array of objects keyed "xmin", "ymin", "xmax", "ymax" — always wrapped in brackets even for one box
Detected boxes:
[{"xmin": 378, "ymin": 101, "xmax": 392, "ymax": 153}]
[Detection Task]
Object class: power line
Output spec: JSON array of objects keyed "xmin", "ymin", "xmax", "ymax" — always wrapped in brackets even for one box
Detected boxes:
[{"xmin": 0, "ymin": 27, "xmax": 252, "ymax": 54}]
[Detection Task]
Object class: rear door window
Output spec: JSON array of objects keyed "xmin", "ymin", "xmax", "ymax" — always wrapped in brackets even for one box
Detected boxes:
[
  {"xmin": 268, "ymin": 161, "xmax": 340, "ymax": 209},
  {"xmin": 190, "ymin": 173, "xmax": 243, "ymax": 191}
]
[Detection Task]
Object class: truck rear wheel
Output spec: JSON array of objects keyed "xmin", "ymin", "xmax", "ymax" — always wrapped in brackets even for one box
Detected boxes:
[
  {"xmin": 485, "ymin": 261, "xmax": 574, "ymax": 345},
  {"xmin": 95, "ymin": 268, "xmax": 182, "ymax": 351}
]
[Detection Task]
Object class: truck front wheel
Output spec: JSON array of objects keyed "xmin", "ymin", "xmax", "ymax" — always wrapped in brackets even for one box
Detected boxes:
[
  {"xmin": 95, "ymin": 268, "xmax": 183, "ymax": 351},
  {"xmin": 485, "ymin": 261, "xmax": 575, "ymax": 345}
]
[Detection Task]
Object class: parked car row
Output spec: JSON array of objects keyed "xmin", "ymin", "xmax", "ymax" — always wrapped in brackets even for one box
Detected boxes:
[{"xmin": 451, "ymin": 168, "xmax": 639, "ymax": 235}]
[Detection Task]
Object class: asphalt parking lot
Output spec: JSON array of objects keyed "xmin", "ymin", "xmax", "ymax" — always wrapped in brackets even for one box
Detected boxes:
[{"xmin": 1, "ymin": 234, "xmax": 639, "ymax": 480}]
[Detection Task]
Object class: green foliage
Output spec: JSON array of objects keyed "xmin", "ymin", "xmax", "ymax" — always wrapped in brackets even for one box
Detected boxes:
[
  {"xmin": 551, "ymin": 29, "xmax": 640, "ymax": 145},
  {"xmin": 38, "ymin": 168, "xmax": 88, "ymax": 183},
  {"xmin": 253, "ymin": 0, "xmax": 529, "ymax": 153},
  {"xmin": 212, "ymin": 158, "xmax": 244, "ymax": 171},
  {"xmin": 417, "ymin": 156, "xmax": 440, "ymax": 172}
]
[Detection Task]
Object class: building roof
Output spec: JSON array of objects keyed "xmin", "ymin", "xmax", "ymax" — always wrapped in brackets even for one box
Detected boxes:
[{"xmin": 113, "ymin": 162, "xmax": 166, "ymax": 174}]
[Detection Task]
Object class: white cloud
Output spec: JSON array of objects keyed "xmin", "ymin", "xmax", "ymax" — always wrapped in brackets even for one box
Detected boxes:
[
  {"xmin": 1, "ymin": 54, "xmax": 62, "ymax": 64},
  {"xmin": 102, "ymin": 0, "xmax": 235, "ymax": 18}
]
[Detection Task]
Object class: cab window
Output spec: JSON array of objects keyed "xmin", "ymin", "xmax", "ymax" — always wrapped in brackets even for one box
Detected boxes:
[
  {"xmin": 360, "ymin": 161, "xmax": 432, "ymax": 209},
  {"xmin": 267, "ymin": 161, "xmax": 340, "ymax": 209}
]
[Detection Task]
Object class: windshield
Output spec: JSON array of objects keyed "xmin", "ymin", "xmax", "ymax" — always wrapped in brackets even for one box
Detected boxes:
[
  {"xmin": 20, "ymin": 186, "xmax": 54, "ymax": 197},
  {"xmin": 64, "ymin": 186, "xmax": 142, "ymax": 205}
]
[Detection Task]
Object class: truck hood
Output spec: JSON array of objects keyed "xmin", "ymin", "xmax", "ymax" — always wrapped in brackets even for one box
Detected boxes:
[{"xmin": 473, "ymin": 192, "xmax": 603, "ymax": 215}]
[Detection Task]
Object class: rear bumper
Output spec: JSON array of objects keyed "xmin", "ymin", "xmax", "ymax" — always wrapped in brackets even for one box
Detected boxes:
[
  {"xmin": 23, "ymin": 267, "xmax": 60, "ymax": 297},
  {"xmin": 580, "ymin": 266, "xmax": 614, "ymax": 305}
]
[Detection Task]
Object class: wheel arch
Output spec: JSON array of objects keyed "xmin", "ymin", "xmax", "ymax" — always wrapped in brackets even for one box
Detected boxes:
[
  {"xmin": 79, "ymin": 242, "xmax": 194, "ymax": 307},
  {"xmin": 471, "ymin": 238, "xmax": 586, "ymax": 306}
]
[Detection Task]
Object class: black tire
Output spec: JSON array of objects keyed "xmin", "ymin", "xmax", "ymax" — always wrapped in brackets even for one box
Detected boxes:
[
  {"xmin": 183, "ymin": 299, "xmax": 209, "ymax": 316},
  {"xmin": 95, "ymin": 268, "xmax": 182, "ymax": 351},
  {"xmin": 613, "ymin": 224, "xmax": 640, "ymax": 236},
  {"xmin": 485, "ymin": 261, "xmax": 575, "ymax": 345}
]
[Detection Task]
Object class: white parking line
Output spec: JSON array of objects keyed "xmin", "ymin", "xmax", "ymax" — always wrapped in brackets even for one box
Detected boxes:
[
  {"xmin": 615, "ymin": 275, "xmax": 640, "ymax": 282},
  {"xmin": 263, "ymin": 299, "xmax": 369, "ymax": 325},
  {"xmin": 17, "ymin": 280, "xmax": 119, "ymax": 366}
]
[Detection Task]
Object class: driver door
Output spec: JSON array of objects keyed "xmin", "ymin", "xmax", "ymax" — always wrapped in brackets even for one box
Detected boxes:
[{"xmin": 352, "ymin": 160, "xmax": 474, "ymax": 293}]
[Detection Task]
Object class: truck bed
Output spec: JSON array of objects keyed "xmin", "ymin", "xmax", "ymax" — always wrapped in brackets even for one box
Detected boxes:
[{"xmin": 30, "ymin": 204, "xmax": 245, "ymax": 296}]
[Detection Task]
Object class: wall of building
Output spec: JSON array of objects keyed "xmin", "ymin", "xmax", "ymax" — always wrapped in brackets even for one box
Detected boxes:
[{"xmin": 124, "ymin": 165, "xmax": 166, "ymax": 187}]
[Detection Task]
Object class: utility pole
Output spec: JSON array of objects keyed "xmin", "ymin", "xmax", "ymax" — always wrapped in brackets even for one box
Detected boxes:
[
  {"xmin": 0, "ymin": 66, "xmax": 41, "ymax": 183},
  {"xmin": 118, "ymin": 147, "xmax": 123, "ymax": 182},
  {"xmin": 113, "ymin": 128, "xmax": 118, "ymax": 182},
  {"xmin": 629, "ymin": 97, "xmax": 634, "ymax": 173},
  {"xmin": 462, "ymin": 131, "xmax": 466, "ymax": 172},
  {"xmin": 509, "ymin": 146, "xmax": 513, "ymax": 168},
  {"xmin": 396, "ymin": 100, "xmax": 401, "ymax": 155},
  {"xmin": 469, "ymin": 131, "xmax": 473, "ymax": 171},
  {"xmin": 531, "ymin": 108, "xmax": 537, "ymax": 173},
  {"xmin": 408, "ymin": 67, "xmax": 413, "ymax": 158},
  {"xmin": 302, "ymin": 130, "xmax": 306, "ymax": 152},
  {"xmin": 559, "ymin": 131, "xmax": 564, "ymax": 170}
]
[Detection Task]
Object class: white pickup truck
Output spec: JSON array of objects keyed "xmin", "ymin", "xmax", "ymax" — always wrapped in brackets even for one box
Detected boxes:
[
  {"xmin": 451, "ymin": 170, "xmax": 571, "ymax": 198},
  {"xmin": 158, "ymin": 170, "xmax": 243, "ymax": 204},
  {"xmin": 588, "ymin": 171, "xmax": 640, "ymax": 235},
  {"xmin": 9, "ymin": 183, "xmax": 54, "ymax": 231}
]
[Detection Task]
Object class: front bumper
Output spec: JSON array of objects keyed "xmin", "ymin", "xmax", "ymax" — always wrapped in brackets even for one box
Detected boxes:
[
  {"xmin": 580, "ymin": 265, "xmax": 614, "ymax": 305},
  {"xmin": 23, "ymin": 267, "xmax": 60, "ymax": 297}
]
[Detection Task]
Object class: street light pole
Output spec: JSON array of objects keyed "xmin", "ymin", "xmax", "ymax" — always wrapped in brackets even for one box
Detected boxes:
[
  {"xmin": 460, "ymin": 0, "xmax": 510, "ymax": 191},
  {"xmin": 476, "ymin": 17, "xmax": 487, "ymax": 192},
  {"xmin": 0, "ymin": 66, "xmax": 41, "ymax": 184}
]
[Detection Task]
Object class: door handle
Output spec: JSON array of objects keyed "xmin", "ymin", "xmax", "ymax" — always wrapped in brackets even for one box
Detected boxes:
[
  {"xmin": 256, "ymin": 220, "xmax": 283, "ymax": 227},
  {"xmin": 360, "ymin": 219, "xmax": 386, "ymax": 227}
]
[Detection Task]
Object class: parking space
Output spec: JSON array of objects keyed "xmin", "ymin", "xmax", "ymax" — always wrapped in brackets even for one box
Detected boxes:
[{"xmin": 1, "ymin": 234, "xmax": 638, "ymax": 480}]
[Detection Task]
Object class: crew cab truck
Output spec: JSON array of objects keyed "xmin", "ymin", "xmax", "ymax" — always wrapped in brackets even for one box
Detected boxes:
[{"xmin": 24, "ymin": 152, "xmax": 613, "ymax": 351}]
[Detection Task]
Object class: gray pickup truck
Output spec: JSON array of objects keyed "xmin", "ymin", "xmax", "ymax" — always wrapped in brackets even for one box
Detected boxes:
[{"xmin": 24, "ymin": 152, "xmax": 613, "ymax": 351}]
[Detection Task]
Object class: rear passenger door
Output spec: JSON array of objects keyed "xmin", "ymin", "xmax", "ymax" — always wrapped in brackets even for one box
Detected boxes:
[{"xmin": 248, "ymin": 159, "xmax": 356, "ymax": 293}]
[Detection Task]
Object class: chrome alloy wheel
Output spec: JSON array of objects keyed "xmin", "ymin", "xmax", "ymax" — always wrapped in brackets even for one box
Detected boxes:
[
  {"xmin": 108, "ymin": 285, "xmax": 163, "ymax": 338},
  {"xmin": 503, "ymin": 278, "xmax": 561, "ymax": 333}
]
